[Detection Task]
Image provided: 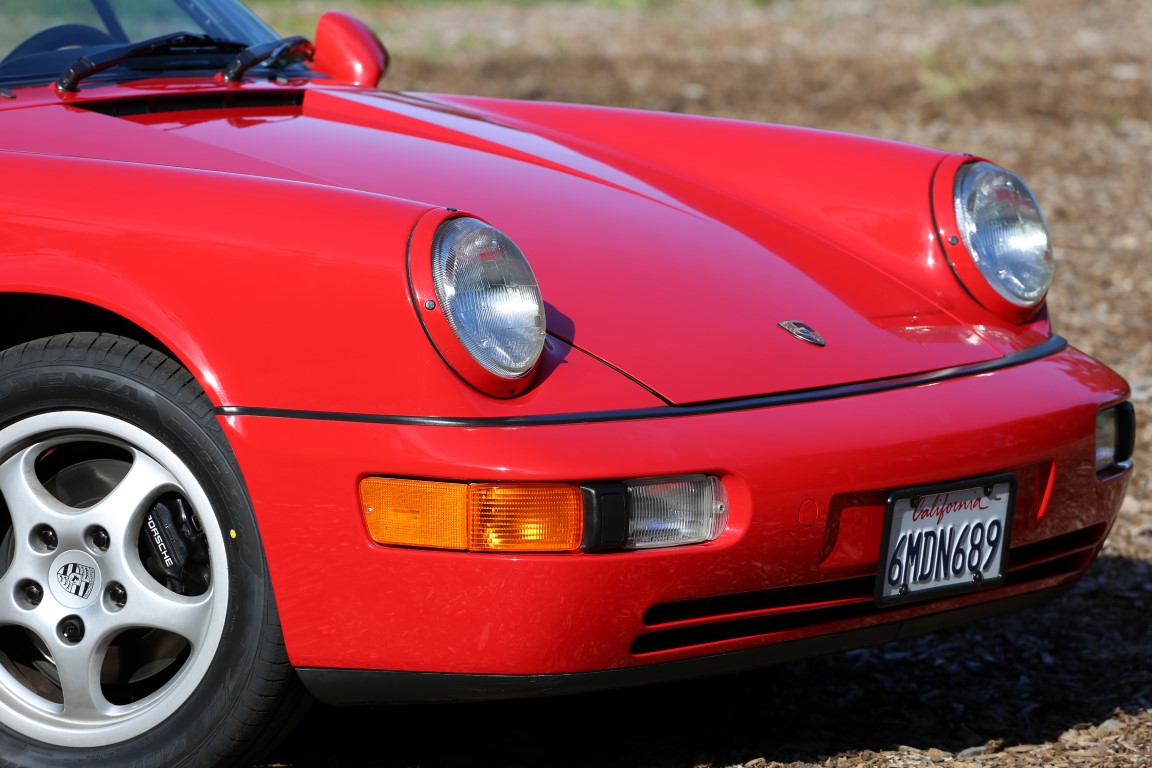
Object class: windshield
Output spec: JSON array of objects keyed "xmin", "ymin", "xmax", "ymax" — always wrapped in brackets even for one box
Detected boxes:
[{"xmin": 0, "ymin": 0, "xmax": 283, "ymax": 89}]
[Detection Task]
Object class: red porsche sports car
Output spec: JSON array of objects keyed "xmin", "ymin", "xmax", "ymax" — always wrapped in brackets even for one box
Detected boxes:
[{"xmin": 0, "ymin": 1, "xmax": 1135, "ymax": 766}]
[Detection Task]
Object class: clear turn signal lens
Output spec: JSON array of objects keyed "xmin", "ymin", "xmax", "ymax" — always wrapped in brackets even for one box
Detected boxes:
[
  {"xmin": 1096, "ymin": 403, "xmax": 1136, "ymax": 473},
  {"xmin": 625, "ymin": 474, "xmax": 728, "ymax": 549}
]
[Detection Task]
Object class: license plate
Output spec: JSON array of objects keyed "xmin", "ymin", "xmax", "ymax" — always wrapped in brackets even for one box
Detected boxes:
[{"xmin": 876, "ymin": 474, "xmax": 1015, "ymax": 606}]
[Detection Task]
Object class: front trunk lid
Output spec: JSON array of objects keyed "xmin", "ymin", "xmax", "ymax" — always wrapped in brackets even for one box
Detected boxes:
[{"xmin": 3, "ymin": 83, "xmax": 1006, "ymax": 404}]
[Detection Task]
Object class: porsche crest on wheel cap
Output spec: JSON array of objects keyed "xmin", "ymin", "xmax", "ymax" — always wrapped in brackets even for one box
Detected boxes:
[
  {"xmin": 58, "ymin": 562, "xmax": 97, "ymax": 600},
  {"xmin": 778, "ymin": 320, "xmax": 826, "ymax": 347},
  {"xmin": 49, "ymin": 551, "xmax": 102, "ymax": 609}
]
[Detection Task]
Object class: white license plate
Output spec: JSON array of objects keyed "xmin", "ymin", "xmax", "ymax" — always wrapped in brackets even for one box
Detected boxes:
[{"xmin": 876, "ymin": 475, "xmax": 1014, "ymax": 606}]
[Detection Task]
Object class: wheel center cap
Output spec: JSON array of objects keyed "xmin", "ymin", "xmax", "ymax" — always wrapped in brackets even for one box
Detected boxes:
[{"xmin": 49, "ymin": 550, "xmax": 102, "ymax": 610}]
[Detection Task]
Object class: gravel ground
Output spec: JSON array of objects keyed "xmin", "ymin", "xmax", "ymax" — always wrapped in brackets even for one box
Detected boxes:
[{"xmin": 252, "ymin": 0, "xmax": 1152, "ymax": 766}]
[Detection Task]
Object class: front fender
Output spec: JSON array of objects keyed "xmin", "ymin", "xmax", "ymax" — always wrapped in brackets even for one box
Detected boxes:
[{"xmin": 0, "ymin": 151, "xmax": 661, "ymax": 418}]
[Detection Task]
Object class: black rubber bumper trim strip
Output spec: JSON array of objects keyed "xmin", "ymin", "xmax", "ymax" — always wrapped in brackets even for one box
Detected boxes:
[
  {"xmin": 295, "ymin": 582, "xmax": 1072, "ymax": 705},
  {"xmin": 217, "ymin": 336, "xmax": 1068, "ymax": 428}
]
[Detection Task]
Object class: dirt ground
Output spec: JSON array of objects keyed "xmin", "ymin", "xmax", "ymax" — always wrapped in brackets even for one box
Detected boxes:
[{"xmin": 253, "ymin": 0, "xmax": 1152, "ymax": 766}]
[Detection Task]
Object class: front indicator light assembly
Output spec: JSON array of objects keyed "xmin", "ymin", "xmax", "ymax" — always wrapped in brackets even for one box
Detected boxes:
[
  {"xmin": 359, "ymin": 474, "xmax": 728, "ymax": 553},
  {"xmin": 1095, "ymin": 402, "xmax": 1136, "ymax": 474}
]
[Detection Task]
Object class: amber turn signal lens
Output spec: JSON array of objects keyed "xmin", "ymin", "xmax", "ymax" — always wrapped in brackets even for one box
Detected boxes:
[
  {"xmin": 360, "ymin": 478, "xmax": 468, "ymax": 550},
  {"xmin": 469, "ymin": 484, "xmax": 583, "ymax": 552},
  {"xmin": 360, "ymin": 478, "xmax": 583, "ymax": 552}
]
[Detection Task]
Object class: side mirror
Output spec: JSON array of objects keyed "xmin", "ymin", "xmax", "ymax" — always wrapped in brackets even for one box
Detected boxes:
[{"xmin": 311, "ymin": 11, "xmax": 388, "ymax": 87}]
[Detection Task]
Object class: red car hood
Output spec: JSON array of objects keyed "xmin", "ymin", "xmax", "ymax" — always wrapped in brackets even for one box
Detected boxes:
[{"xmin": 4, "ymin": 83, "xmax": 1007, "ymax": 405}]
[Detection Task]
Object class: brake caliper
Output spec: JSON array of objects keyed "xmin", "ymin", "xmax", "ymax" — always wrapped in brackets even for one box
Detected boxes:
[{"xmin": 141, "ymin": 494, "xmax": 210, "ymax": 596}]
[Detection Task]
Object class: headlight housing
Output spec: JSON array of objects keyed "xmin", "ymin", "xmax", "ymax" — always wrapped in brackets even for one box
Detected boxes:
[
  {"xmin": 409, "ymin": 212, "xmax": 546, "ymax": 397},
  {"xmin": 948, "ymin": 161, "xmax": 1054, "ymax": 318}
]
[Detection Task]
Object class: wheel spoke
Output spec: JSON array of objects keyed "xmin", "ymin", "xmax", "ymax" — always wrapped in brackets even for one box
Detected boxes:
[
  {"xmin": 0, "ymin": 446, "xmax": 72, "ymax": 532},
  {"xmin": 0, "ymin": 584, "xmax": 22, "ymax": 625},
  {"xmin": 52, "ymin": 638, "xmax": 107, "ymax": 721},
  {"xmin": 100, "ymin": 573, "xmax": 215, "ymax": 645},
  {"xmin": 0, "ymin": 448, "xmax": 58, "ymax": 625},
  {"xmin": 0, "ymin": 550, "xmax": 42, "ymax": 625},
  {"xmin": 83, "ymin": 451, "xmax": 178, "ymax": 546}
]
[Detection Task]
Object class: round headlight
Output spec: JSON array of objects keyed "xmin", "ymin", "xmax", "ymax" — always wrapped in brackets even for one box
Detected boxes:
[
  {"xmin": 431, "ymin": 217, "xmax": 546, "ymax": 380},
  {"xmin": 953, "ymin": 162, "xmax": 1053, "ymax": 308}
]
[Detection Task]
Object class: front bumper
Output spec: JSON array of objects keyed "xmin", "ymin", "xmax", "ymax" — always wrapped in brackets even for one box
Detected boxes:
[
  {"xmin": 295, "ymin": 583, "xmax": 1072, "ymax": 704},
  {"xmin": 220, "ymin": 343, "xmax": 1131, "ymax": 702}
]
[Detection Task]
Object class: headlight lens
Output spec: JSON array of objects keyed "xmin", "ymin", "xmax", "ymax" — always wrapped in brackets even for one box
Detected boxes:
[
  {"xmin": 954, "ymin": 162, "xmax": 1053, "ymax": 308},
  {"xmin": 431, "ymin": 217, "xmax": 546, "ymax": 379}
]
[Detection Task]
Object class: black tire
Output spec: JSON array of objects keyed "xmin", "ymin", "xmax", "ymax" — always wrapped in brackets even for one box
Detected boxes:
[{"xmin": 0, "ymin": 334, "xmax": 308, "ymax": 768}]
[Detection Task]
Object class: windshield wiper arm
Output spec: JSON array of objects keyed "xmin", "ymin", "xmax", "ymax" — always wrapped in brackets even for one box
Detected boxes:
[
  {"xmin": 55, "ymin": 32, "xmax": 247, "ymax": 93},
  {"xmin": 219, "ymin": 37, "xmax": 313, "ymax": 83}
]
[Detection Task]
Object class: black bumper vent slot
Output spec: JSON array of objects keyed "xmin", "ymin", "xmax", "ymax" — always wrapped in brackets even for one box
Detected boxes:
[{"xmin": 633, "ymin": 524, "xmax": 1109, "ymax": 656}]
